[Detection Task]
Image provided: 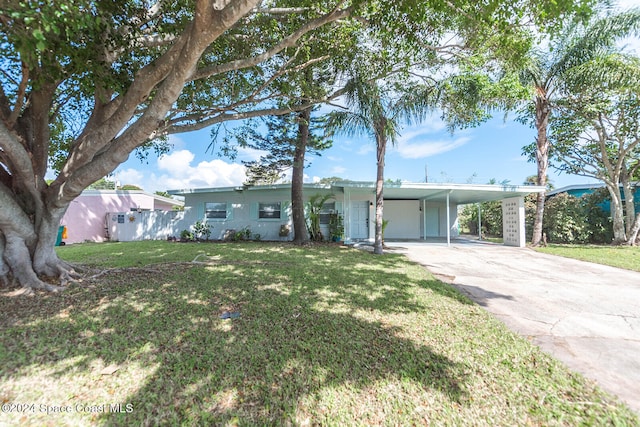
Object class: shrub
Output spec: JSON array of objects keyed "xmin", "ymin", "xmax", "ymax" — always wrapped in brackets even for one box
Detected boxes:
[
  {"xmin": 232, "ymin": 226, "xmax": 252, "ymax": 241},
  {"xmin": 460, "ymin": 201, "xmax": 503, "ymax": 237},
  {"xmin": 192, "ymin": 220, "xmax": 212, "ymax": 241},
  {"xmin": 180, "ymin": 229, "xmax": 194, "ymax": 241},
  {"xmin": 543, "ymin": 193, "xmax": 588, "ymax": 243},
  {"xmin": 581, "ymin": 189, "xmax": 613, "ymax": 244}
]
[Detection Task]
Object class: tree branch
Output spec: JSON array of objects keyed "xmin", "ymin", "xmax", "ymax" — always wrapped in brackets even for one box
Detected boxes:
[
  {"xmin": 190, "ymin": 6, "xmax": 352, "ymax": 81},
  {"xmin": 57, "ymin": 0, "xmax": 262, "ymax": 202},
  {"xmin": 7, "ymin": 63, "xmax": 29, "ymax": 128}
]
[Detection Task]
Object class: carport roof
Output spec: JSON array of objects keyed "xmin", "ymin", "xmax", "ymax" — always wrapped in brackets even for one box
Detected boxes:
[
  {"xmin": 169, "ymin": 181, "xmax": 544, "ymax": 204},
  {"xmin": 334, "ymin": 181, "xmax": 544, "ymax": 204}
]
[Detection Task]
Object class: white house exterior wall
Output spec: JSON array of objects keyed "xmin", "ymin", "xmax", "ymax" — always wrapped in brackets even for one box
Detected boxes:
[
  {"xmin": 180, "ymin": 187, "xmax": 342, "ymax": 241},
  {"xmin": 384, "ymin": 200, "xmax": 420, "ymax": 239},
  {"xmin": 420, "ymin": 201, "xmax": 459, "ymax": 239},
  {"xmin": 158, "ymin": 181, "xmax": 543, "ymax": 245},
  {"xmin": 183, "ymin": 188, "xmax": 290, "ymax": 241},
  {"xmin": 179, "ymin": 190, "xmax": 458, "ymax": 242}
]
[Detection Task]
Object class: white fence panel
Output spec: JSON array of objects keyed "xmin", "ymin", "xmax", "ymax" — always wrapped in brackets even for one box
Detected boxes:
[{"xmin": 106, "ymin": 210, "xmax": 193, "ymax": 242}]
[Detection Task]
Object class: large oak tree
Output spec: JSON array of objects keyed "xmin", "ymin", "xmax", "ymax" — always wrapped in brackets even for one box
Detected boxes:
[{"xmin": 1, "ymin": 0, "xmax": 593, "ymax": 291}]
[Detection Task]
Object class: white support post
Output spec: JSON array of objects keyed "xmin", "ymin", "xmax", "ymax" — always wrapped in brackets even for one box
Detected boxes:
[
  {"xmin": 423, "ymin": 199, "xmax": 427, "ymax": 240},
  {"xmin": 478, "ymin": 203, "xmax": 482, "ymax": 240},
  {"xmin": 446, "ymin": 191, "xmax": 451, "ymax": 246},
  {"xmin": 345, "ymin": 189, "xmax": 351, "ymax": 243}
]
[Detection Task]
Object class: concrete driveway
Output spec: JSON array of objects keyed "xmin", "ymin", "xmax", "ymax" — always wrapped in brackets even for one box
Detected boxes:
[{"xmin": 388, "ymin": 239, "xmax": 640, "ymax": 414}]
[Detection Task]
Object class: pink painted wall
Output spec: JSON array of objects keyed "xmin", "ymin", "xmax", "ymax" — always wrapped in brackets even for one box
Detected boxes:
[{"xmin": 60, "ymin": 190, "xmax": 180, "ymax": 244}]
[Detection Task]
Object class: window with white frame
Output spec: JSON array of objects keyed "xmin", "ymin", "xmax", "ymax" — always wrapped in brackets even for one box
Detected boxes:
[
  {"xmin": 258, "ymin": 202, "xmax": 281, "ymax": 219},
  {"xmin": 205, "ymin": 202, "xmax": 228, "ymax": 219},
  {"xmin": 319, "ymin": 202, "xmax": 335, "ymax": 225}
]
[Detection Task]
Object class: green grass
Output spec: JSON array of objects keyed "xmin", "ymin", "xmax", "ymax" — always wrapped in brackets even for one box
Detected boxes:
[
  {"xmin": 0, "ymin": 241, "xmax": 636, "ymax": 425},
  {"xmin": 535, "ymin": 244, "xmax": 640, "ymax": 272}
]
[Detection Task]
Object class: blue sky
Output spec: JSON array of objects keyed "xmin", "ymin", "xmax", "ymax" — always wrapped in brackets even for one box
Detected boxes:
[
  {"xmin": 114, "ymin": 114, "xmax": 598, "ymax": 194},
  {"xmin": 113, "ymin": 0, "xmax": 639, "ymax": 194}
]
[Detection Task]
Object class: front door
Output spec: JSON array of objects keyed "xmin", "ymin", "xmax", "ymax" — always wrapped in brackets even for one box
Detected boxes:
[
  {"xmin": 350, "ymin": 201, "xmax": 369, "ymax": 239},
  {"xmin": 426, "ymin": 207, "xmax": 440, "ymax": 237}
]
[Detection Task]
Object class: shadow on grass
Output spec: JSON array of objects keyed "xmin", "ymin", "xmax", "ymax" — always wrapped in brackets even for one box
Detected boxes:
[{"xmin": 1, "ymin": 242, "xmax": 471, "ymax": 424}]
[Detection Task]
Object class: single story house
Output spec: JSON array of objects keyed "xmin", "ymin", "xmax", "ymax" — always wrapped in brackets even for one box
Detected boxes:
[
  {"xmin": 547, "ymin": 183, "xmax": 640, "ymax": 213},
  {"xmin": 61, "ymin": 190, "xmax": 183, "ymax": 244},
  {"xmin": 167, "ymin": 181, "xmax": 544, "ymax": 247}
]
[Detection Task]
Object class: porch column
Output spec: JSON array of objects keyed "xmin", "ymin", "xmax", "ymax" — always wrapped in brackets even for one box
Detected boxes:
[
  {"xmin": 478, "ymin": 203, "xmax": 482, "ymax": 240},
  {"xmin": 344, "ymin": 188, "xmax": 351, "ymax": 243},
  {"xmin": 422, "ymin": 199, "xmax": 427, "ymax": 241},
  {"xmin": 446, "ymin": 191, "xmax": 451, "ymax": 246}
]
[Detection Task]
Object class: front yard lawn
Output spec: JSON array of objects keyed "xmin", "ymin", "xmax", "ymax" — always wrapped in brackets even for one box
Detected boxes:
[
  {"xmin": 0, "ymin": 241, "xmax": 636, "ymax": 425},
  {"xmin": 535, "ymin": 243, "xmax": 640, "ymax": 272}
]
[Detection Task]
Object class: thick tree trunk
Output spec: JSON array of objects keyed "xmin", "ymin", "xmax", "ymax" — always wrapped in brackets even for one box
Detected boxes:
[
  {"xmin": 621, "ymin": 174, "xmax": 636, "ymax": 237},
  {"xmin": 606, "ymin": 184, "xmax": 627, "ymax": 244},
  {"xmin": 0, "ymin": 199, "xmax": 72, "ymax": 292},
  {"xmin": 532, "ymin": 94, "xmax": 550, "ymax": 247},
  {"xmin": 0, "ymin": 0, "xmax": 268, "ymax": 292},
  {"xmin": 291, "ymin": 107, "xmax": 311, "ymax": 245},
  {"xmin": 373, "ymin": 129, "xmax": 387, "ymax": 255},
  {"xmin": 626, "ymin": 213, "xmax": 640, "ymax": 246}
]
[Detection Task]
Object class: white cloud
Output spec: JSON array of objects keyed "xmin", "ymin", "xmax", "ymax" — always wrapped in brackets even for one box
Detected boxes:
[
  {"xmin": 115, "ymin": 168, "xmax": 145, "ymax": 188},
  {"xmin": 236, "ymin": 146, "xmax": 270, "ymax": 162},
  {"xmin": 140, "ymin": 149, "xmax": 247, "ymax": 191},
  {"xmin": 158, "ymin": 150, "xmax": 195, "ymax": 176},
  {"xmin": 401, "ymin": 119, "xmax": 447, "ymax": 137},
  {"xmin": 394, "ymin": 137, "xmax": 471, "ymax": 159},
  {"xmin": 167, "ymin": 134, "xmax": 187, "ymax": 151}
]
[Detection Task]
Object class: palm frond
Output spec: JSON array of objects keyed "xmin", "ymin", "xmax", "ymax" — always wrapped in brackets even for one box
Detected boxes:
[
  {"xmin": 563, "ymin": 53, "xmax": 640, "ymax": 92},
  {"xmin": 325, "ymin": 111, "xmax": 374, "ymax": 139},
  {"xmin": 552, "ymin": 9, "xmax": 640, "ymax": 78}
]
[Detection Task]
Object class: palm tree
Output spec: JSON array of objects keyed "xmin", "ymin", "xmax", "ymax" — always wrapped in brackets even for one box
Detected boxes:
[
  {"xmin": 519, "ymin": 9, "xmax": 640, "ymax": 246},
  {"xmin": 327, "ymin": 77, "xmax": 430, "ymax": 254}
]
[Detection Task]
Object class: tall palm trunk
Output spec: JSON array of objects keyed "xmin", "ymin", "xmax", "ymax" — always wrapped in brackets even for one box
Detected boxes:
[
  {"xmin": 373, "ymin": 120, "xmax": 387, "ymax": 255},
  {"xmin": 532, "ymin": 92, "xmax": 550, "ymax": 246}
]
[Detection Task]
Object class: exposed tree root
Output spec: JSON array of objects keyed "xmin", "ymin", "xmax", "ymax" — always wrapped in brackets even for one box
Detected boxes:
[
  {"xmin": 81, "ymin": 253, "xmax": 287, "ymax": 284},
  {"xmin": 87, "ymin": 267, "xmax": 162, "ymax": 281},
  {"xmin": 29, "ymin": 280, "xmax": 65, "ymax": 293}
]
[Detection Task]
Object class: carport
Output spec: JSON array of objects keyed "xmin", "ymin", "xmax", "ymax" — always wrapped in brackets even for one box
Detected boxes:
[{"xmin": 333, "ymin": 181, "xmax": 546, "ymax": 247}]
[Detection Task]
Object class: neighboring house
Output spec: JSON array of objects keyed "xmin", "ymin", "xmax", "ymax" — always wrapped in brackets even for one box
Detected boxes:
[
  {"xmin": 547, "ymin": 183, "xmax": 640, "ymax": 213},
  {"xmin": 166, "ymin": 181, "xmax": 543, "ymax": 247},
  {"xmin": 60, "ymin": 190, "xmax": 183, "ymax": 244}
]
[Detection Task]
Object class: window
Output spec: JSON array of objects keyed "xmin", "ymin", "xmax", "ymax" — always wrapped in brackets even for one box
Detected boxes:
[
  {"xmin": 205, "ymin": 202, "xmax": 228, "ymax": 219},
  {"xmin": 259, "ymin": 202, "xmax": 281, "ymax": 219},
  {"xmin": 319, "ymin": 202, "xmax": 336, "ymax": 225}
]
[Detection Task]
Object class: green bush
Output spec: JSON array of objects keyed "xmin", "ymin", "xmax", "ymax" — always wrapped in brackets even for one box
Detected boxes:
[
  {"xmin": 459, "ymin": 200, "xmax": 503, "ymax": 237},
  {"xmin": 541, "ymin": 189, "xmax": 611, "ymax": 244},
  {"xmin": 582, "ymin": 189, "xmax": 613, "ymax": 244},
  {"xmin": 543, "ymin": 193, "xmax": 588, "ymax": 243},
  {"xmin": 463, "ymin": 190, "xmax": 613, "ymax": 244},
  {"xmin": 192, "ymin": 220, "xmax": 212, "ymax": 240}
]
